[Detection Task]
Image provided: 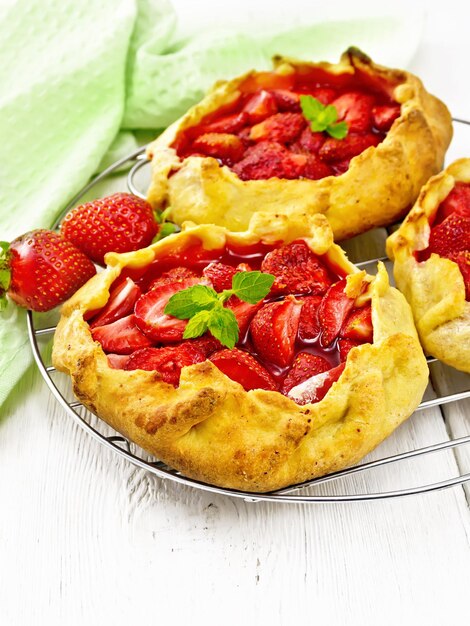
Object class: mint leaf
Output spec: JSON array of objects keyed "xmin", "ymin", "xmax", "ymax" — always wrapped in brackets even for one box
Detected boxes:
[
  {"xmin": 164, "ymin": 284, "xmax": 218, "ymax": 319},
  {"xmin": 231, "ymin": 271, "xmax": 275, "ymax": 304},
  {"xmin": 207, "ymin": 307, "xmax": 239, "ymax": 349},
  {"xmin": 300, "ymin": 94, "xmax": 348, "ymax": 140},
  {"xmin": 327, "ymin": 120, "xmax": 348, "ymax": 139},
  {"xmin": 183, "ymin": 310, "xmax": 211, "ymax": 339}
]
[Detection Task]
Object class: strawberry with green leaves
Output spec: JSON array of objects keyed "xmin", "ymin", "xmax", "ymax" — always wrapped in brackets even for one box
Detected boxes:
[
  {"xmin": 60, "ymin": 192, "xmax": 159, "ymax": 265},
  {"xmin": 0, "ymin": 230, "xmax": 96, "ymax": 312}
]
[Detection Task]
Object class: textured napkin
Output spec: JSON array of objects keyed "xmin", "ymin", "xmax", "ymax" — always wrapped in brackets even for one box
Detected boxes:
[{"xmin": 0, "ymin": 0, "xmax": 422, "ymax": 409}]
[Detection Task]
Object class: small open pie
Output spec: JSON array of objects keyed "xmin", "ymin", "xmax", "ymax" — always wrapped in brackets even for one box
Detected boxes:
[
  {"xmin": 53, "ymin": 212, "xmax": 428, "ymax": 492},
  {"xmin": 386, "ymin": 158, "xmax": 470, "ymax": 373},
  {"xmin": 146, "ymin": 47, "xmax": 452, "ymax": 240}
]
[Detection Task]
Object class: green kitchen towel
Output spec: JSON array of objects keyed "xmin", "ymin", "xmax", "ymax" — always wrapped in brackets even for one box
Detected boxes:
[{"xmin": 0, "ymin": 0, "xmax": 422, "ymax": 409}]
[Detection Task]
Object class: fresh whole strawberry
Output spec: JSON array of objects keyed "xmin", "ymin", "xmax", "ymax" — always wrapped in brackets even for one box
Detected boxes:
[
  {"xmin": 0, "ymin": 229, "xmax": 96, "ymax": 312},
  {"xmin": 317, "ymin": 279, "xmax": 355, "ymax": 347},
  {"xmin": 250, "ymin": 296, "xmax": 303, "ymax": 368},
  {"xmin": 125, "ymin": 343, "xmax": 206, "ymax": 386},
  {"xmin": 261, "ymin": 240, "xmax": 332, "ymax": 296},
  {"xmin": 427, "ymin": 213, "xmax": 470, "ymax": 257},
  {"xmin": 60, "ymin": 193, "xmax": 158, "ymax": 265},
  {"xmin": 209, "ymin": 348, "xmax": 278, "ymax": 391},
  {"xmin": 281, "ymin": 352, "xmax": 331, "ymax": 394}
]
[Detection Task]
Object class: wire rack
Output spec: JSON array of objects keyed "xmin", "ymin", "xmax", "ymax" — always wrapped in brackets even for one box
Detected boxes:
[{"xmin": 28, "ymin": 124, "xmax": 470, "ymax": 503}]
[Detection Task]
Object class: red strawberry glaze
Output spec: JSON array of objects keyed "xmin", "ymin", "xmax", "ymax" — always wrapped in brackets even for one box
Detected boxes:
[
  {"xmin": 90, "ymin": 239, "xmax": 373, "ymax": 399},
  {"xmin": 172, "ymin": 67, "xmax": 399, "ymax": 181}
]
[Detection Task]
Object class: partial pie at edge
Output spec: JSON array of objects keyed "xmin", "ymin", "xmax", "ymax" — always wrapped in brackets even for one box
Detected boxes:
[
  {"xmin": 386, "ymin": 158, "xmax": 470, "ymax": 373},
  {"xmin": 52, "ymin": 213, "xmax": 428, "ymax": 492},
  {"xmin": 146, "ymin": 47, "xmax": 452, "ymax": 241}
]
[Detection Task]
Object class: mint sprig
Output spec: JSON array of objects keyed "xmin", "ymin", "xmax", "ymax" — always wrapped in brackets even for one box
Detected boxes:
[
  {"xmin": 300, "ymin": 95, "xmax": 348, "ymax": 139},
  {"xmin": 164, "ymin": 270, "xmax": 275, "ymax": 349}
]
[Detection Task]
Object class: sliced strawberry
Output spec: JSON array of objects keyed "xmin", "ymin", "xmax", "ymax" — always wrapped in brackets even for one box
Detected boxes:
[
  {"xmin": 447, "ymin": 250, "xmax": 470, "ymax": 300},
  {"xmin": 226, "ymin": 296, "xmax": 262, "ymax": 337},
  {"xmin": 319, "ymin": 132, "xmax": 380, "ymax": 162},
  {"xmin": 293, "ymin": 126, "xmax": 325, "ymax": 154},
  {"xmin": 242, "ymin": 90, "xmax": 278, "ymax": 124},
  {"xmin": 438, "ymin": 182, "xmax": 470, "ymax": 222},
  {"xmin": 309, "ymin": 87, "xmax": 337, "ymax": 105},
  {"xmin": 287, "ymin": 362, "xmax": 346, "ymax": 406},
  {"xmin": 202, "ymin": 261, "xmax": 246, "ymax": 292},
  {"xmin": 183, "ymin": 334, "xmax": 222, "ymax": 357},
  {"xmin": 428, "ymin": 213, "xmax": 470, "ymax": 257},
  {"xmin": 281, "ymin": 353, "xmax": 331, "ymax": 394},
  {"xmin": 250, "ymin": 296, "xmax": 302, "ymax": 368},
  {"xmin": 125, "ymin": 343, "xmax": 206, "ymax": 386},
  {"xmin": 134, "ymin": 276, "xmax": 199, "ymax": 342},
  {"xmin": 107, "ymin": 353, "xmax": 130, "ymax": 369},
  {"xmin": 303, "ymin": 154, "xmax": 334, "ymax": 180},
  {"xmin": 89, "ymin": 277, "xmax": 141, "ymax": 329},
  {"xmin": 233, "ymin": 141, "xmax": 306, "ymax": 180},
  {"xmin": 372, "ymin": 104, "xmax": 401, "ymax": 131},
  {"xmin": 92, "ymin": 314, "xmax": 154, "ymax": 354},
  {"xmin": 249, "ymin": 113, "xmax": 305, "ymax": 144},
  {"xmin": 318, "ymin": 279, "xmax": 355, "ymax": 347},
  {"xmin": 209, "ymin": 348, "xmax": 278, "ymax": 391},
  {"xmin": 332, "ymin": 91, "xmax": 374, "ymax": 132},
  {"xmin": 149, "ymin": 267, "xmax": 199, "ymax": 290},
  {"xmin": 191, "ymin": 133, "xmax": 244, "ymax": 164},
  {"xmin": 298, "ymin": 295, "xmax": 322, "ymax": 340},
  {"xmin": 199, "ymin": 111, "xmax": 249, "ymax": 135},
  {"xmin": 271, "ymin": 89, "xmax": 300, "ymax": 112},
  {"xmin": 261, "ymin": 240, "xmax": 332, "ymax": 296},
  {"xmin": 338, "ymin": 338, "xmax": 361, "ymax": 362},
  {"xmin": 340, "ymin": 304, "xmax": 373, "ymax": 342}
]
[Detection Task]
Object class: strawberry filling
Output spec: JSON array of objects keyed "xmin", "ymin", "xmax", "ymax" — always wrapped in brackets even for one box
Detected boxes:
[
  {"xmin": 88, "ymin": 239, "xmax": 374, "ymax": 404},
  {"xmin": 173, "ymin": 67, "xmax": 400, "ymax": 180},
  {"xmin": 417, "ymin": 182, "xmax": 470, "ymax": 300}
]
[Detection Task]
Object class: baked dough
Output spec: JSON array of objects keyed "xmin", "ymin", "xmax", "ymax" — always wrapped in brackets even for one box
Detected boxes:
[
  {"xmin": 386, "ymin": 158, "xmax": 470, "ymax": 373},
  {"xmin": 53, "ymin": 213, "xmax": 428, "ymax": 492},
  {"xmin": 146, "ymin": 47, "xmax": 452, "ymax": 241}
]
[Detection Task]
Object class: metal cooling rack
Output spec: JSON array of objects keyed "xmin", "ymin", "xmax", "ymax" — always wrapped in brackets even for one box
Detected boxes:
[{"xmin": 28, "ymin": 122, "xmax": 470, "ymax": 503}]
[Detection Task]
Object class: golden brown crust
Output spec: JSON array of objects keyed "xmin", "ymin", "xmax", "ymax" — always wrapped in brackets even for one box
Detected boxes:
[
  {"xmin": 386, "ymin": 158, "xmax": 470, "ymax": 373},
  {"xmin": 146, "ymin": 47, "xmax": 452, "ymax": 241},
  {"xmin": 53, "ymin": 214, "xmax": 428, "ymax": 492}
]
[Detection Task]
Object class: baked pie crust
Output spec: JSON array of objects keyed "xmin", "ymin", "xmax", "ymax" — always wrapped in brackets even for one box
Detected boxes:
[
  {"xmin": 386, "ymin": 158, "xmax": 470, "ymax": 373},
  {"xmin": 53, "ymin": 213, "xmax": 428, "ymax": 492},
  {"xmin": 146, "ymin": 47, "xmax": 452, "ymax": 241}
]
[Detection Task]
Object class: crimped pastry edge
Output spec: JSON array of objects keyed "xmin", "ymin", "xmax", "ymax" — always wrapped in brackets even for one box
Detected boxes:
[
  {"xmin": 146, "ymin": 47, "xmax": 452, "ymax": 241},
  {"xmin": 53, "ymin": 213, "xmax": 428, "ymax": 492}
]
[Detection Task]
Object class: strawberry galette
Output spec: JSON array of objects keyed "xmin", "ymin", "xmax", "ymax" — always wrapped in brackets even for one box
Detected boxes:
[
  {"xmin": 147, "ymin": 47, "xmax": 452, "ymax": 241},
  {"xmin": 387, "ymin": 158, "xmax": 470, "ymax": 373},
  {"xmin": 53, "ymin": 213, "xmax": 428, "ymax": 492}
]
